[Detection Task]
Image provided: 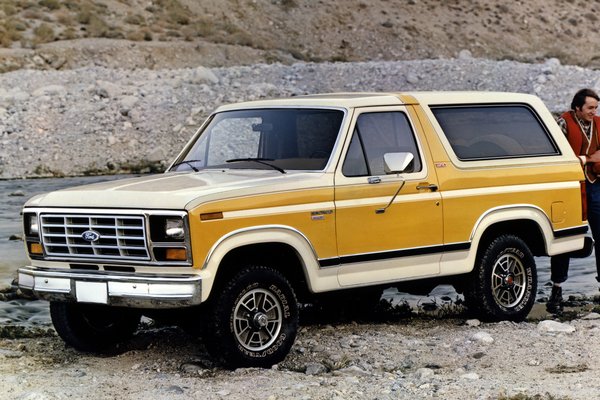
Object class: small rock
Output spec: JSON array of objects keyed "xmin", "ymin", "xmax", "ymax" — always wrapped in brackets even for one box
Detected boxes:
[
  {"xmin": 461, "ymin": 372, "xmax": 480, "ymax": 380},
  {"xmin": 458, "ymin": 49, "xmax": 473, "ymax": 59},
  {"xmin": 13, "ymin": 391, "xmax": 56, "ymax": 400},
  {"xmin": 189, "ymin": 67, "xmax": 219, "ymax": 84},
  {"xmin": 165, "ymin": 385, "xmax": 184, "ymax": 394},
  {"xmin": 581, "ymin": 312, "xmax": 600, "ymax": 320},
  {"xmin": 538, "ymin": 320, "xmax": 576, "ymax": 333},
  {"xmin": 180, "ymin": 362, "xmax": 204, "ymax": 373},
  {"xmin": 32, "ymin": 85, "xmax": 66, "ymax": 97},
  {"xmin": 305, "ymin": 362, "xmax": 327, "ymax": 375},
  {"xmin": 414, "ymin": 367, "xmax": 435, "ymax": 380},
  {"xmin": 544, "ymin": 57, "xmax": 561, "ymax": 68},
  {"xmin": 332, "ymin": 365, "xmax": 371, "ymax": 377},
  {"xmin": 466, "ymin": 319, "xmax": 481, "ymax": 327},
  {"xmin": 471, "ymin": 331, "xmax": 494, "ymax": 344},
  {"xmin": 146, "ymin": 147, "xmax": 166, "ymax": 163},
  {"xmin": 0, "ymin": 349, "xmax": 24, "ymax": 358},
  {"xmin": 405, "ymin": 72, "xmax": 420, "ymax": 84},
  {"xmin": 95, "ymin": 80, "xmax": 121, "ymax": 98}
]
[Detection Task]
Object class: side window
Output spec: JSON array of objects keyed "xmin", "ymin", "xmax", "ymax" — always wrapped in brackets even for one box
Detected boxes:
[
  {"xmin": 431, "ymin": 105, "xmax": 559, "ymax": 160},
  {"xmin": 342, "ymin": 111, "xmax": 422, "ymax": 176}
]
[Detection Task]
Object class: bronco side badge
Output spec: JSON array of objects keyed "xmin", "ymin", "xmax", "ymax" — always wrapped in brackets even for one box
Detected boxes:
[{"xmin": 311, "ymin": 210, "xmax": 333, "ymax": 220}]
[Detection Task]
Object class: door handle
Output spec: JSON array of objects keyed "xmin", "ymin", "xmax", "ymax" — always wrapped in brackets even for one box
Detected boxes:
[{"xmin": 416, "ymin": 183, "xmax": 438, "ymax": 191}]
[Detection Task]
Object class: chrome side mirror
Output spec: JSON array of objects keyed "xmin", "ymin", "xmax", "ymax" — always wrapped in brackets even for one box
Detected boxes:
[{"xmin": 383, "ymin": 152, "xmax": 414, "ymax": 174}]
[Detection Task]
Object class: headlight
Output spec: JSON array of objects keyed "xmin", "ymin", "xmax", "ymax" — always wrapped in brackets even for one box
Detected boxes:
[
  {"xmin": 165, "ymin": 217, "xmax": 185, "ymax": 240},
  {"xmin": 24, "ymin": 213, "xmax": 39, "ymax": 236}
]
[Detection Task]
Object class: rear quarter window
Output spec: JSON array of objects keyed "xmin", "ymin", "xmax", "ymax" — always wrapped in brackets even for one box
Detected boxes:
[{"xmin": 431, "ymin": 104, "xmax": 559, "ymax": 160}]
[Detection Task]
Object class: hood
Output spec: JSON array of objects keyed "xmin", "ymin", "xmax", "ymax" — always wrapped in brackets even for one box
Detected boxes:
[{"xmin": 25, "ymin": 170, "xmax": 329, "ymax": 210}]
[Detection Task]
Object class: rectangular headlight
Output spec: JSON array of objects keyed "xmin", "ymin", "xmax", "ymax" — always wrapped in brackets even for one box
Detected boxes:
[
  {"xmin": 165, "ymin": 217, "xmax": 185, "ymax": 240},
  {"xmin": 24, "ymin": 213, "xmax": 39, "ymax": 236},
  {"xmin": 150, "ymin": 214, "xmax": 187, "ymax": 242}
]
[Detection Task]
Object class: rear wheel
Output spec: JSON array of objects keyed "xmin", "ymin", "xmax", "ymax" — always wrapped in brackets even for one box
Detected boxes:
[
  {"xmin": 206, "ymin": 265, "xmax": 298, "ymax": 368},
  {"xmin": 464, "ymin": 234, "xmax": 536, "ymax": 321},
  {"xmin": 50, "ymin": 302, "xmax": 141, "ymax": 353}
]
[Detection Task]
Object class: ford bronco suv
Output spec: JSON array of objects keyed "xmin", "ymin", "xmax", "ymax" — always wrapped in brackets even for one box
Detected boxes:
[{"xmin": 18, "ymin": 92, "xmax": 591, "ymax": 368}]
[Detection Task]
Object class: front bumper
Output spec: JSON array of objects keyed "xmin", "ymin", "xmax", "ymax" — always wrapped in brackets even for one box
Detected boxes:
[{"xmin": 18, "ymin": 266, "xmax": 203, "ymax": 308}]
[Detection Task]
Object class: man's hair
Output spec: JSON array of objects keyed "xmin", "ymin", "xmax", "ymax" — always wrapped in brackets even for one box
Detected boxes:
[{"xmin": 571, "ymin": 88, "xmax": 600, "ymax": 110}]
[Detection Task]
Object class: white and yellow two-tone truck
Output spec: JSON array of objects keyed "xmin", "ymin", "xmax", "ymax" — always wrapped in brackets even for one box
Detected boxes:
[{"xmin": 18, "ymin": 92, "xmax": 592, "ymax": 367}]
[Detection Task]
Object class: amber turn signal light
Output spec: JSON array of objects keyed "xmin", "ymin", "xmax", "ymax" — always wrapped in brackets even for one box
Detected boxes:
[
  {"xmin": 200, "ymin": 212, "xmax": 223, "ymax": 221},
  {"xmin": 29, "ymin": 242, "xmax": 43, "ymax": 254},
  {"xmin": 165, "ymin": 248, "xmax": 187, "ymax": 261}
]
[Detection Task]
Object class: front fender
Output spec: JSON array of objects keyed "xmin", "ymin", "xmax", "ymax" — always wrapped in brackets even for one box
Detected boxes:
[{"xmin": 199, "ymin": 225, "xmax": 338, "ymax": 301}]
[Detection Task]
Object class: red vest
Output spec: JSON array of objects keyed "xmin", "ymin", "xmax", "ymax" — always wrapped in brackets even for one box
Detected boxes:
[{"xmin": 561, "ymin": 111, "xmax": 600, "ymax": 182}]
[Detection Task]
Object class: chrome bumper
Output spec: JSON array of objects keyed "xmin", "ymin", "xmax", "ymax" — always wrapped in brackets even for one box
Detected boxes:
[{"xmin": 18, "ymin": 266, "xmax": 203, "ymax": 308}]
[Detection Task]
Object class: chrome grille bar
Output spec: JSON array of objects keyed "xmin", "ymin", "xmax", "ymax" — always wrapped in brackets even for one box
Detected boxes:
[{"xmin": 40, "ymin": 214, "xmax": 150, "ymax": 260}]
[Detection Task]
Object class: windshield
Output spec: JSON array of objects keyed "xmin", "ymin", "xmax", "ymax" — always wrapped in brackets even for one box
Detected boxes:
[{"xmin": 170, "ymin": 108, "xmax": 345, "ymax": 172}]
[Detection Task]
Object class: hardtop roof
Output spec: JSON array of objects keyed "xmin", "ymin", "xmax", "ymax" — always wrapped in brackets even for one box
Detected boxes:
[{"xmin": 214, "ymin": 91, "xmax": 541, "ymax": 111}]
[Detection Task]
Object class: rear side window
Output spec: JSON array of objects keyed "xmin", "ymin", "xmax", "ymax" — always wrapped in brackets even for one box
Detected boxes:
[{"xmin": 431, "ymin": 105, "xmax": 559, "ymax": 160}]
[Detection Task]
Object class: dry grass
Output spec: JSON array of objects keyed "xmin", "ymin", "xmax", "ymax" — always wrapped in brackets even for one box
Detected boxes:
[{"xmin": 0, "ymin": 0, "xmax": 214, "ymax": 48}]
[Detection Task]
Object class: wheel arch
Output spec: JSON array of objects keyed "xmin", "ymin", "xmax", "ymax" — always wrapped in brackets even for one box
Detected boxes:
[
  {"xmin": 470, "ymin": 205, "xmax": 552, "ymax": 259},
  {"xmin": 200, "ymin": 225, "xmax": 329, "ymax": 302}
]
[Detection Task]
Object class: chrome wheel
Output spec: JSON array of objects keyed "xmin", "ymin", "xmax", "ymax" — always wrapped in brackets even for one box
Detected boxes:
[
  {"xmin": 491, "ymin": 252, "xmax": 526, "ymax": 308},
  {"xmin": 233, "ymin": 288, "xmax": 283, "ymax": 352},
  {"xmin": 464, "ymin": 235, "xmax": 536, "ymax": 322}
]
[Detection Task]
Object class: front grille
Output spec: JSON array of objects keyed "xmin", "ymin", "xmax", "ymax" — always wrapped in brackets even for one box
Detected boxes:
[{"xmin": 40, "ymin": 214, "xmax": 150, "ymax": 261}]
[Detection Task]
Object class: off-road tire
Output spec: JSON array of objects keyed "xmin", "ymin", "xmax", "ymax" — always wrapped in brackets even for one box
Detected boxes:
[
  {"xmin": 464, "ymin": 234, "xmax": 537, "ymax": 322},
  {"xmin": 49, "ymin": 301, "xmax": 141, "ymax": 353},
  {"xmin": 206, "ymin": 265, "xmax": 298, "ymax": 368}
]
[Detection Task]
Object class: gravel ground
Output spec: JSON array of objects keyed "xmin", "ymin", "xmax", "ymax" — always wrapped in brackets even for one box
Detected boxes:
[
  {"xmin": 1, "ymin": 56, "xmax": 600, "ymax": 179},
  {"xmin": 1, "ymin": 302, "xmax": 600, "ymax": 400}
]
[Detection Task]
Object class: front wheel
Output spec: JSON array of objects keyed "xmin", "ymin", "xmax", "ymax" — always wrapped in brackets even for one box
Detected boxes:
[
  {"xmin": 49, "ymin": 302, "xmax": 141, "ymax": 353},
  {"xmin": 464, "ymin": 234, "xmax": 537, "ymax": 322},
  {"xmin": 207, "ymin": 265, "xmax": 298, "ymax": 368}
]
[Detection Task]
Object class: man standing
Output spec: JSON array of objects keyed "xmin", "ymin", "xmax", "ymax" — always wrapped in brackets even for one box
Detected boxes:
[{"xmin": 548, "ymin": 88, "xmax": 600, "ymax": 313}]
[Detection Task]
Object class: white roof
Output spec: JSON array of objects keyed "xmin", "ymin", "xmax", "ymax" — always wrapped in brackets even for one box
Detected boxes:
[{"xmin": 214, "ymin": 91, "xmax": 542, "ymax": 111}]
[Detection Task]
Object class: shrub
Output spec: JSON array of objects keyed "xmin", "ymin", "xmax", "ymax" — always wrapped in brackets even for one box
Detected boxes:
[
  {"xmin": 22, "ymin": 9, "xmax": 43, "ymax": 19},
  {"xmin": 0, "ymin": 26, "xmax": 13, "ymax": 47},
  {"xmin": 39, "ymin": 0, "xmax": 60, "ymax": 10},
  {"xmin": 157, "ymin": 0, "xmax": 190, "ymax": 25},
  {"xmin": 76, "ymin": 9, "xmax": 91, "ymax": 24},
  {"xmin": 56, "ymin": 11, "xmax": 75, "ymax": 25},
  {"xmin": 33, "ymin": 22, "xmax": 55, "ymax": 43},
  {"xmin": 1, "ymin": 3, "xmax": 18, "ymax": 16},
  {"xmin": 124, "ymin": 13, "xmax": 145, "ymax": 25},
  {"xmin": 61, "ymin": 26, "xmax": 77, "ymax": 40},
  {"xmin": 86, "ymin": 14, "xmax": 109, "ymax": 37}
]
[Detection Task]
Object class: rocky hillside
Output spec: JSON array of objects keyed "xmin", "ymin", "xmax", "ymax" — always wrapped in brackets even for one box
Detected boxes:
[
  {"xmin": 2, "ymin": 0, "xmax": 600, "ymax": 179},
  {"xmin": 1, "ymin": 0, "xmax": 600, "ymax": 71}
]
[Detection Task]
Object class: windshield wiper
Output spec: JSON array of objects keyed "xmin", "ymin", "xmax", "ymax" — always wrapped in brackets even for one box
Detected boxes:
[
  {"xmin": 226, "ymin": 158, "xmax": 286, "ymax": 174},
  {"xmin": 169, "ymin": 159, "xmax": 202, "ymax": 172}
]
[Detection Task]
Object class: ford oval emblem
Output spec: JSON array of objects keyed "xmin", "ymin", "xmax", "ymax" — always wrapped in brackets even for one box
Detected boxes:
[{"xmin": 81, "ymin": 230, "xmax": 101, "ymax": 242}]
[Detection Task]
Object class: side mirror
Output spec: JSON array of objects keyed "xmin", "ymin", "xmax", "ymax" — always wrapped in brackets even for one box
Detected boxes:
[{"xmin": 383, "ymin": 152, "xmax": 414, "ymax": 174}]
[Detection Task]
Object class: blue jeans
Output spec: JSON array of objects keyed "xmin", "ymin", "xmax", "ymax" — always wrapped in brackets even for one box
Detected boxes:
[{"xmin": 551, "ymin": 180, "xmax": 600, "ymax": 283}]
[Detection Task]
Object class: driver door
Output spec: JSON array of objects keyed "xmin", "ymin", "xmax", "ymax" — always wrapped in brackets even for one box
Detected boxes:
[{"xmin": 334, "ymin": 107, "xmax": 443, "ymax": 286}]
